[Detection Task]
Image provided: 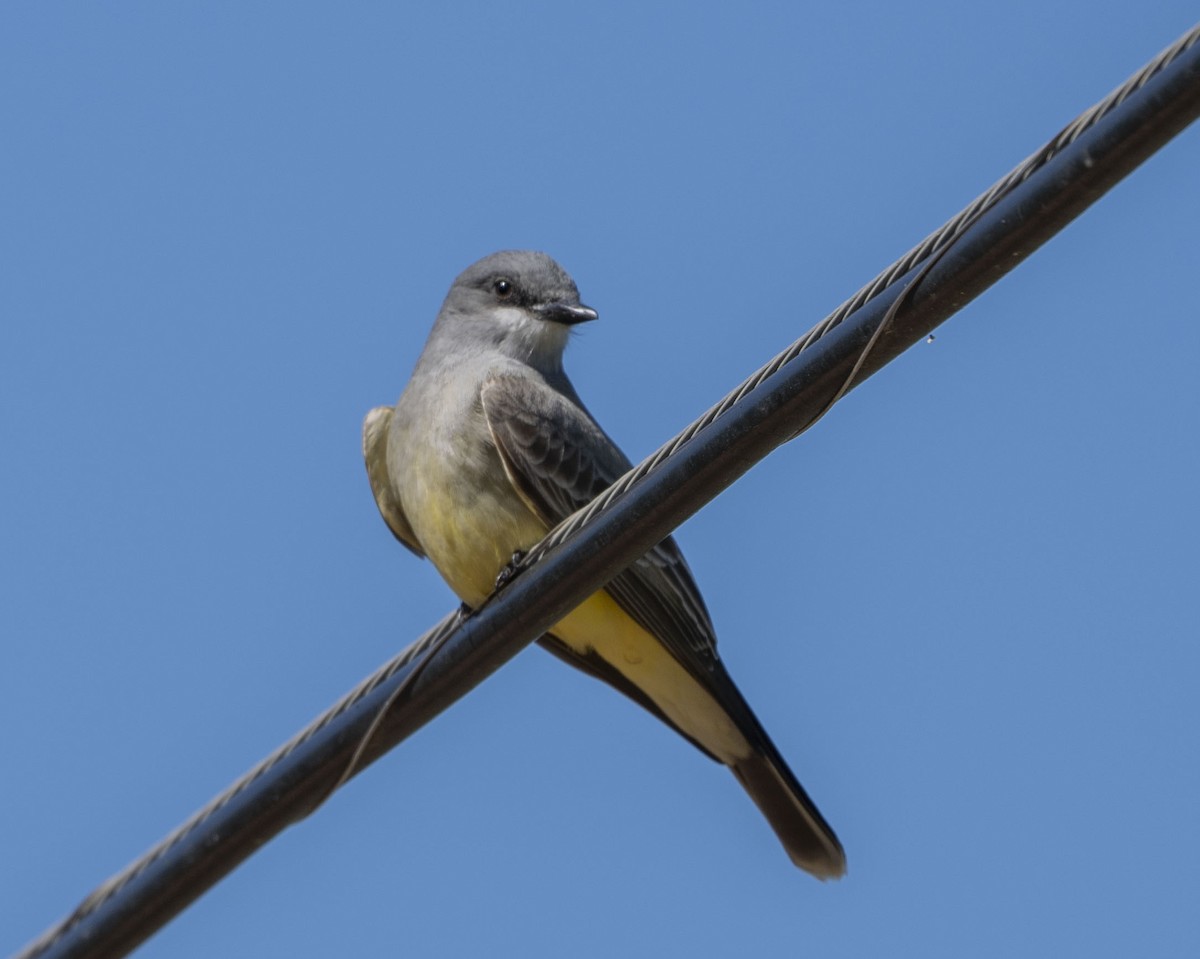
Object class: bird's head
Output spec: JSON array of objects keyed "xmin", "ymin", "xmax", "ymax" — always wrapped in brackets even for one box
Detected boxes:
[{"xmin": 438, "ymin": 250, "xmax": 598, "ymax": 369}]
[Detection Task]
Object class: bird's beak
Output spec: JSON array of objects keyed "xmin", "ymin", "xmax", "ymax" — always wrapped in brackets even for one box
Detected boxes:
[{"xmin": 534, "ymin": 302, "xmax": 599, "ymax": 325}]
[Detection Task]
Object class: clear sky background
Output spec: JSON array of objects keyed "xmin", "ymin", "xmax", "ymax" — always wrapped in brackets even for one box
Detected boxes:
[{"xmin": 3, "ymin": 4, "xmax": 1198, "ymax": 957}]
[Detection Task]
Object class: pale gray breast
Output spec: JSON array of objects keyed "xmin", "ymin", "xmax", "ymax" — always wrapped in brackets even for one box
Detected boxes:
[{"xmin": 388, "ymin": 357, "xmax": 548, "ymax": 606}]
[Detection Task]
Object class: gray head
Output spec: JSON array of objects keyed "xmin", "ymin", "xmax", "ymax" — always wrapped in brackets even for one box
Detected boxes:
[{"xmin": 433, "ymin": 250, "xmax": 598, "ymax": 369}]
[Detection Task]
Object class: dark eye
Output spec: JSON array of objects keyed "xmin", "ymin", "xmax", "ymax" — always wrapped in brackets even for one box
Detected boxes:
[{"xmin": 494, "ymin": 278, "xmax": 513, "ymax": 299}]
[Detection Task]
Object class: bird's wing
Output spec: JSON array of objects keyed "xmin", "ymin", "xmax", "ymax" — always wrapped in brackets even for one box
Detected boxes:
[
  {"xmin": 480, "ymin": 372, "xmax": 719, "ymax": 678},
  {"xmin": 482, "ymin": 373, "xmax": 847, "ymax": 878},
  {"xmin": 362, "ymin": 405, "xmax": 424, "ymax": 558}
]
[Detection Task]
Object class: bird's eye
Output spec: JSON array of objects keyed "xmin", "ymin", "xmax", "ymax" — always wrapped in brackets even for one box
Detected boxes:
[{"xmin": 494, "ymin": 278, "xmax": 513, "ymax": 299}]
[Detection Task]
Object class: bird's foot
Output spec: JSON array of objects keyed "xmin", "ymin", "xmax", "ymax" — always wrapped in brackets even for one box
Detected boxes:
[{"xmin": 494, "ymin": 550, "xmax": 527, "ymax": 591}]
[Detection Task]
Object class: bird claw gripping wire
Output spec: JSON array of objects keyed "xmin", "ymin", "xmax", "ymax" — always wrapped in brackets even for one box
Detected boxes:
[{"xmin": 493, "ymin": 550, "xmax": 527, "ymax": 592}]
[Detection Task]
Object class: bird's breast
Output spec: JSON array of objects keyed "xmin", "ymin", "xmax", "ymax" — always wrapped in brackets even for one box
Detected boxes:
[{"xmin": 394, "ymin": 400, "xmax": 546, "ymax": 608}]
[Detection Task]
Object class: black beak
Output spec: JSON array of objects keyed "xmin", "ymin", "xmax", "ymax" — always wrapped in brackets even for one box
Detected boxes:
[{"xmin": 534, "ymin": 301, "xmax": 599, "ymax": 325}]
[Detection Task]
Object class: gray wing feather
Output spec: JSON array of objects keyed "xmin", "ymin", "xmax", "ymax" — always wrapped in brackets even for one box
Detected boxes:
[
  {"xmin": 362, "ymin": 405, "xmax": 424, "ymax": 558},
  {"xmin": 479, "ymin": 373, "xmax": 719, "ymax": 678}
]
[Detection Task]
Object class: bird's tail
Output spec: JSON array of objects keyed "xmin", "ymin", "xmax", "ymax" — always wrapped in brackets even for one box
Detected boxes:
[
  {"xmin": 709, "ymin": 661, "xmax": 846, "ymax": 879},
  {"xmin": 730, "ymin": 745, "xmax": 846, "ymax": 879}
]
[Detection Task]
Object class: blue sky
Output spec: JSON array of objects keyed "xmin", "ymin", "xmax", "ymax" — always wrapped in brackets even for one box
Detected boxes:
[{"xmin": 3, "ymin": 3, "xmax": 1198, "ymax": 957}]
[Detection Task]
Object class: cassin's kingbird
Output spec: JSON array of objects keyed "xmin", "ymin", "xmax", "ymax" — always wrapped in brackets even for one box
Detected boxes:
[{"xmin": 363, "ymin": 250, "xmax": 845, "ymax": 878}]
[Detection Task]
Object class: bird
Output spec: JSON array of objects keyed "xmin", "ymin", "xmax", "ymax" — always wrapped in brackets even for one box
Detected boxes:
[{"xmin": 362, "ymin": 250, "xmax": 845, "ymax": 878}]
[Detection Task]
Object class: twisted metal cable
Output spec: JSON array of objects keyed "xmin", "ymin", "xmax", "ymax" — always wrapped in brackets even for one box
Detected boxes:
[{"xmin": 521, "ymin": 22, "xmax": 1200, "ymax": 569}]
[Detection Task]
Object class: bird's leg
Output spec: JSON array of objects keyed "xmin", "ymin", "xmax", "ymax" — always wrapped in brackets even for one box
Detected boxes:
[{"xmin": 494, "ymin": 550, "xmax": 527, "ymax": 591}]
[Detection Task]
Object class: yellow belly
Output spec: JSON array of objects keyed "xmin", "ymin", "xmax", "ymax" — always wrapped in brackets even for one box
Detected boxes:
[
  {"xmin": 410, "ymin": 483, "xmax": 548, "ymax": 608},
  {"xmin": 553, "ymin": 590, "xmax": 750, "ymax": 765}
]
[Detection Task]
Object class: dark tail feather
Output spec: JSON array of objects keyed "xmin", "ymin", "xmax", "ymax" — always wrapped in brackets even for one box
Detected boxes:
[
  {"xmin": 712, "ymin": 662, "xmax": 846, "ymax": 879},
  {"xmin": 731, "ymin": 749, "xmax": 846, "ymax": 879}
]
